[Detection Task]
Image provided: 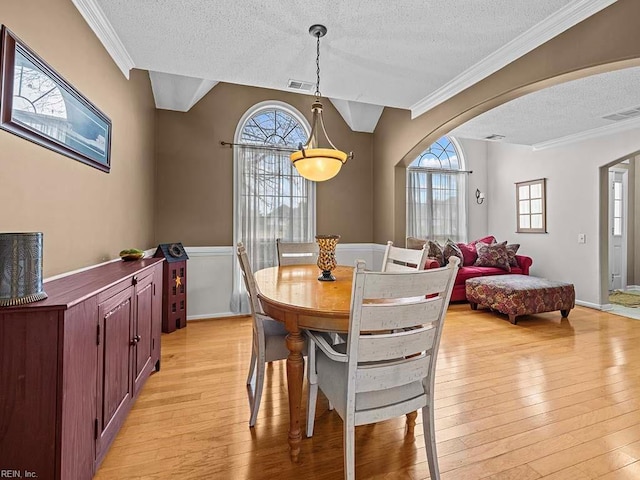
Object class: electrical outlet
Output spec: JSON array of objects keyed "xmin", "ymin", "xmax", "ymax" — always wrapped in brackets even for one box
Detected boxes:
[{"xmin": 578, "ymin": 233, "xmax": 586, "ymax": 244}]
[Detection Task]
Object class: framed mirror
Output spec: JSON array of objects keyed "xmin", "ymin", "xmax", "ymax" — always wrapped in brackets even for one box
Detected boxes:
[{"xmin": 0, "ymin": 25, "xmax": 111, "ymax": 172}]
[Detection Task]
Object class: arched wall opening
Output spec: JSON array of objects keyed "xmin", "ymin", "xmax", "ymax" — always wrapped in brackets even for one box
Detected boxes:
[{"xmin": 372, "ymin": 0, "xmax": 640, "ymax": 245}]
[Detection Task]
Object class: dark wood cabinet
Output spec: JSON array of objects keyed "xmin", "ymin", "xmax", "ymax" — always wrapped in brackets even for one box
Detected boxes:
[{"xmin": 0, "ymin": 258, "xmax": 163, "ymax": 480}]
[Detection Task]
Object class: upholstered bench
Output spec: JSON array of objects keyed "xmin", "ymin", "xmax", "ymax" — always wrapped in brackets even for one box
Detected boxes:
[{"xmin": 465, "ymin": 274, "xmax": 575, "ymax": 325}]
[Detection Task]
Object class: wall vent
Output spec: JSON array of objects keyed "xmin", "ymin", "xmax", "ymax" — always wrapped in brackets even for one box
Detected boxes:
[
  {"xmin": 484, "ymin": 134, "xmax": 505, "ymax": 141},
  {"xmin": 602, "ymin": 106, "xmax": 640, "ymax": 122},
  {"xmin": 287, "ymin": 79, "xmax": 314, "ymax": 92}
]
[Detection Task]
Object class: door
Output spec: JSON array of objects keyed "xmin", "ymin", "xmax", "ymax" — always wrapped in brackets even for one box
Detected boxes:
[
  {"xmin": 96, "ymin": 286, "xmax": 134, "ymax": 458},
  {"xmin": 133, "ymin": 273, "xmax": 154, "ymax": 394},
  {"xmin": 608, "ymin": 168, "xmax": 628, "ymax": 291}
]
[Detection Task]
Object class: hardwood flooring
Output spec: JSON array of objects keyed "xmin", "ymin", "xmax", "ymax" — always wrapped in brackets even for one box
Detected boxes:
[{"xmin": 94, "ymin": 304, "xmax": 640, "ymax": 479}]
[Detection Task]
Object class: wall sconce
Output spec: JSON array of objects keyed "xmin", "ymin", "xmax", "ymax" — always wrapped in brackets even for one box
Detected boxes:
[{"xmin": 475, "ymin": 188, "xmax": 485, "ymax": 204}]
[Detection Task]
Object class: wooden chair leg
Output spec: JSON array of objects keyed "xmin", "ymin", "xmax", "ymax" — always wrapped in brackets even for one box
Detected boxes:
[{"xmin": 406, "ymin": 410, "xmax": 417, "ymax": 436}]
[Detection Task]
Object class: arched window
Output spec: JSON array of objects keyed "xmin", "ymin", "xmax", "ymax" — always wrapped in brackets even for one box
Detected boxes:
[
  {"xmin": 232, "ymin": 101, "xmax": 314, "ymax": 311},
  {"xmin": 406, "ymin": 136, "xmax": 467, "ymax": 243}
]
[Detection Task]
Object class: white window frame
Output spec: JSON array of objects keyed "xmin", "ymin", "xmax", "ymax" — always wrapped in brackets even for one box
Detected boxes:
[
  {"xmin": 406, "ymin": 136, "xmax": 468, "ymax": 243},
  {"xmin": 516, "ymin": 178, "xmax": 547, "ymax": 233}
]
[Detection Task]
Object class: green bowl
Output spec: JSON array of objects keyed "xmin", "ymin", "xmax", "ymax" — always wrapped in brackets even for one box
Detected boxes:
[{"xmin": 120, "ymin": 252, "xmax": 144, "ymax": 261}]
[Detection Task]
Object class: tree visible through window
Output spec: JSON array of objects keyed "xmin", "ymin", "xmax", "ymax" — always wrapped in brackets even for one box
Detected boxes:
[{"xmin": 406, "ymin": 136, "xmax": 467, "ymax": 243}]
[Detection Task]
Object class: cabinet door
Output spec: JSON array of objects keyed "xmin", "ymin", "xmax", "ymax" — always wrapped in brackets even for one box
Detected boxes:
[
  {"xmin": 96, "ymin": 286, "xmax": 134, "ymax": 458},
  {"xmin": 133, "ymin": 272, "xmax": 155, "ymax": 394}
]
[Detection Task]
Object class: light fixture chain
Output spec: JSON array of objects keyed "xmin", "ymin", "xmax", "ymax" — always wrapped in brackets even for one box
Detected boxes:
[{"xmin": 315, "ymin": 32, "xmax": 321, "ymax": 98}]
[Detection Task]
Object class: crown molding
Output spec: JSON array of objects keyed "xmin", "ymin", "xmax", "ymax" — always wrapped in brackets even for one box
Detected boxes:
[
  {"xmin": 410, "ymin": 0, "xmax": 618, "ymax": 119},
  {"xmin": 71, "ymin": 0, "xmax": 135, "ymax": 79},
  {"xmin": 532, "ymin": 117, "xmax": 640, "ymax": 150}
]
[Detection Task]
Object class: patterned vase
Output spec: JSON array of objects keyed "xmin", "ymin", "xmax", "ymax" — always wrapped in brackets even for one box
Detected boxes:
[
  {"xmin": 315, "ymin": 234, "xmax": 340, "ymax": 281},
  {"xmin": 0, "ymin": 232, "xmax": 48, "ymax": 306}
]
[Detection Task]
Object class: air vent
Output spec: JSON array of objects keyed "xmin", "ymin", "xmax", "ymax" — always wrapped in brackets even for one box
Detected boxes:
[
  {"xmin": 287, "ymin": 79, "xmax": 314, "ymax": 92},
  {"xmin": 602, "ymin": 106, "xmax": 640, "ymax": 122},
  {"xmin": 484, "ymin": 134, "xmax": 505, "ymax": 141}
]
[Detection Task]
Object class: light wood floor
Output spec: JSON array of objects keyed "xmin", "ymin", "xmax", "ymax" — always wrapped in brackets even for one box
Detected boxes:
[{"xmin": 95, "ymin": 304, "xmax": 640, "ymax": 479}]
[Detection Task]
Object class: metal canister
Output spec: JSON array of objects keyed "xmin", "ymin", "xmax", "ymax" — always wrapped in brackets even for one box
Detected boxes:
[{"xmin": 0, "ymin": 232, "xmax": 48, "ymax": 306}]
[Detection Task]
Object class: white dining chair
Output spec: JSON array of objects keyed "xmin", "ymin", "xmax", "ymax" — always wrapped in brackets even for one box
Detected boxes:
[
  {"xmin": 236, "ymin": 242, "xmax": 303, "ymax": 427},
  {"xmin": 381, "ymin": 240, "xmax": 429, "ymax": 272},
  {"xmin": 276, "ymin": 238, "xmax": 319, "ymax": 266},
  {"xmin": 306, "ymin": 257, "xmax": 459, "ymax": 480}
]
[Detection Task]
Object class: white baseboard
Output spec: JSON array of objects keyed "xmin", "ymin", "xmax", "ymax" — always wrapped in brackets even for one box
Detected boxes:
[
  {"xmin": 187, "ymin": 312, "xmax": 242, "ymax": 321},
  {"xmin": 575, "ymin": 299, "xmax": 612, "ymax": 311}
]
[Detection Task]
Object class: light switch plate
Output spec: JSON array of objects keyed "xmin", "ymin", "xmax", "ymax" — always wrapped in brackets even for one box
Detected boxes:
[{"xmin": 578, "ymin": 233, "xmax": 586, "ymax": 244}]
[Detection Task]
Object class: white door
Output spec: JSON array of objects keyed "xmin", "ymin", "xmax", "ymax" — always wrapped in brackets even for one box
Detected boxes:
[{"xmin": 608, "ymin": 169, "xmax": 627, "ymax": 291}]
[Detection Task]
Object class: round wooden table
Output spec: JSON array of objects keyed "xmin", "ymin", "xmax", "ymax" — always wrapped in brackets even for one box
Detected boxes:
[{"xmin": 254, "ymin": 264, "xmax": 353, "ymax": 462}]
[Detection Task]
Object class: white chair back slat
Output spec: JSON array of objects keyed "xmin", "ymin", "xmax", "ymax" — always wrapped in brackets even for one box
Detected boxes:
[
  {"xmin": 355, "ymin": 354, "xmax": 431, "ymax": 393},
  {"xmin": 381, "ymin": 241, "xmax": 429, "ymax": 272},
  {"xmin": 359, "ymin": 298, "xmax": 444, "ymax": 331},
  {"xmin": 276, "ymin": 239, "xmax": 319, "ymax": 266},
  {"xmin": 361, "ymin": 266, "xmax": 454, "ymax": 299},
  {"xmin": 357, "ymin": 327, "xmax": 437, "ymax": 363}
]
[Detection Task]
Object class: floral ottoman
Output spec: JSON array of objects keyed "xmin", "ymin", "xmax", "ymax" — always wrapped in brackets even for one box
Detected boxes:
[{"xmin": 465, "ymin": 274, "xmax": 575, "ymax": 325}]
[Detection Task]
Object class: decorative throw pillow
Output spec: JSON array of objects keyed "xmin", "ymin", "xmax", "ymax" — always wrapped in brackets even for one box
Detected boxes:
[
  {"xmin": 474, "ymin": 235, "xmax": 496, "ymax": 246},
  {"xmin": 443, "ymin": 239, "xmax": 463, "ymax": 265},
  {"xmin": 474, "ymin": 241, "xmax": 511, "ymax": 272},
  {"xmin": 406, "ymin": 236, "xmax": 427, "ymax": 250},
  {"xmin": 457, "ymin": 242, "xmax": 477, "ymax": 266},
  {"xmin": 457, "ymin": 236, "xmax": 496, "ymax": 266},
  {"xmin": 426, "ymin": 240, "xmax": 444, "ymax": 267},
  {"xmin": 506, "ymin": 243, "xmax": 520, "ymax": 267}
]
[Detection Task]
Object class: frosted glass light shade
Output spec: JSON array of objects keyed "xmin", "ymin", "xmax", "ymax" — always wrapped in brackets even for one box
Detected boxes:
[{"xmin": 290, "ymin": 148, "xmax": 347, "ymax": 181}]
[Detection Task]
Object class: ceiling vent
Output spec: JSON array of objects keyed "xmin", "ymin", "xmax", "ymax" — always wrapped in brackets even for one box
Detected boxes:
[
  {"xmin": 286, "ymin": 79, "xmax": 315, "ymax": 92},
  {"xmin": 484, "ymin": 134, "xmax": 505, "ymax": 141},
  {"xmin": 602, "ymin": 106, "xmax": 640, "ymax": 122}
]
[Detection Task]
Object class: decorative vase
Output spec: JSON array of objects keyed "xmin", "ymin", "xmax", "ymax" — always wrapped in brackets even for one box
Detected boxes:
[{"xmin": 315, "ymin": 234, "xmax": 340, "ymax": 281}]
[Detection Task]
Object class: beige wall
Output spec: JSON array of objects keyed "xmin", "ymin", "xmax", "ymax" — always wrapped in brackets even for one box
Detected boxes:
[
  {"xmin": 372, "ymin": 0, "xmax": 640, "ymax": 245},
  {"xmin": 1, "ymin": 0, "xmax": 156, "ymax": 276},
  {"xmin": 155, "ymin": 83, "xmax": 373, "ymax": 246}
]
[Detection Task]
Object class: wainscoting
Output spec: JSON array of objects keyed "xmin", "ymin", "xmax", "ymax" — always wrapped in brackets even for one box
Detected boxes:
[{"xmin": 185, "ymin": 243, "xmax": 386, "ymax": 320}]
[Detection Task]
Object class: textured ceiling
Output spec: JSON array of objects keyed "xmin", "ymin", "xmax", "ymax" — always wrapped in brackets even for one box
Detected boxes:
[
  {"xmin": 450, "ymin": 66, "xmax": 640, "ymax": 147},
  {"xmin": 79, "ymin": 0, "xmax": 630, "ymax": 145}
]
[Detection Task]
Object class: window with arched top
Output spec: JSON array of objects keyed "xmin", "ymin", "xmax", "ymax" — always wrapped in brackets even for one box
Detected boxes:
[
  {"xmin": 406, "ymin": 136, "xmax": 468, "ymax": 243},
  {"xmin": 232, "ymin": 101, "xmax": 314, "ymax": 312}
]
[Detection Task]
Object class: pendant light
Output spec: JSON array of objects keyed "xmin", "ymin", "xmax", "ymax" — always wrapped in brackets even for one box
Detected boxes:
[{"xmin": 290, "ymin": 24, "xmax": 353, "ymax": 182}]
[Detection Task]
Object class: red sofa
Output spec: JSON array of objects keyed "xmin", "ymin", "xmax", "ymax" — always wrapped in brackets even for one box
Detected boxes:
[
  {"xmin": 418, "ymin": 235, "xmax": 533, "ymax": 302},
  {"xmin": 426, "ymin": 254, "xmax": 532, "ymax": 302}
]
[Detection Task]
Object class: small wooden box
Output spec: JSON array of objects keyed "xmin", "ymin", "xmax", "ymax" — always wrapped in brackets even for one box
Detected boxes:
[{"xmin": 154, "ymin": 243, "xmax": 189, "ymax": 333}]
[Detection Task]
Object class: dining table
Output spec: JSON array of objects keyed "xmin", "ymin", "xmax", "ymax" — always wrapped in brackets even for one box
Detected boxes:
[{"xmin": 254, "ymin": 264, "xmax": 353, "ymax": 462}]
